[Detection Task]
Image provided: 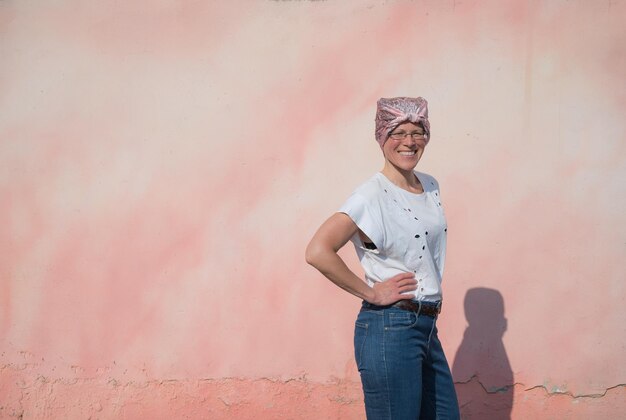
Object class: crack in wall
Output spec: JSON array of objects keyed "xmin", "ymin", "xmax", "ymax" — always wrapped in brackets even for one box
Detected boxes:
[
  {"xmin": 454, "ymin": 375, "xmax": 626, "ymax": 400},
  {"xmin": 454, "ymin": 375, "xmax": 520, "ymax": 394},
  {"xmin": 523, "ymin": 383, "xmax": 626, "ymax": 399}
]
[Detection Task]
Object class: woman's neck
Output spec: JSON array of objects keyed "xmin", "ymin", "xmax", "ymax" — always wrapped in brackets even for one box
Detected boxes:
[{"xmin": 381, "ymin": 165, "xmax": 423, "ymax": 194}]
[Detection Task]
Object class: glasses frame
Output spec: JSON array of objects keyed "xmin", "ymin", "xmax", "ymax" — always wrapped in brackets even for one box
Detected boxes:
[{"xmin": 388, "ymin": 131, "xmax": 427, "ymax": 141}]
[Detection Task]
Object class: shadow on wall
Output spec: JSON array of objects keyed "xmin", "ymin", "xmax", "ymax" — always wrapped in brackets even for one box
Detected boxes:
[{"xmin": 452, "ymin": 288, "xmax": 513, "ymax": 420}]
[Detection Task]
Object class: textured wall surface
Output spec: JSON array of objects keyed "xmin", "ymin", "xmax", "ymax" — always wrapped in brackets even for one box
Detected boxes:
[{"xmin": 1, "ymin": 0, "xmax": 625, "ymax": 418}]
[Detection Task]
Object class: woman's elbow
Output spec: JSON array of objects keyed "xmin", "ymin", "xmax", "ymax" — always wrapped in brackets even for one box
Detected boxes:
[
  {"xmin": 304, "ymin": 242, "xmax": 318, "ymax": 267},
  {"xmin": 305, "ymin": 241, "xmax": 325, "ymax": 268}
]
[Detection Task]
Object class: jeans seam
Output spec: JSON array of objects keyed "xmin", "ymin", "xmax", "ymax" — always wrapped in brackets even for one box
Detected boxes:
[
  {"xmin": 426, "ymin": 315, "xmax": 438, "ymax": 351},
  {"xmin": 355, "ymin": 323, "xmax": 368, "ymax": 371},
  {"xmin": 382, "ymin": 324, "xmax": 391, "ymax": 420}
]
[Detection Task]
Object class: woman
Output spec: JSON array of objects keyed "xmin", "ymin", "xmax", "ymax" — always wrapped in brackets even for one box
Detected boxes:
[{"xmin": 305, "ymin": 97, "xmax": 459, "ymax": 419}]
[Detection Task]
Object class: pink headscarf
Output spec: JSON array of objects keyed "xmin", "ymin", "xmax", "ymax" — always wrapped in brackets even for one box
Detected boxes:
[{"xmin": 375, "ymin": 97, "xmax": 430, "ymax": 147}]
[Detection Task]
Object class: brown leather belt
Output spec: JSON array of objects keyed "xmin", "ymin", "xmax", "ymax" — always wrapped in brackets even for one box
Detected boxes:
[
  {"xmin": 362, "ymin": 300, "xmax": 442, "ymax": 317},
  {"xmin": 393, "ymin": 300, "xmax": 441, "ymax": 317}
]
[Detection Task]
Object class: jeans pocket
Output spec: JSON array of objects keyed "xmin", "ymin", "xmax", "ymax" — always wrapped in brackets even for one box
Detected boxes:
[{"xmin": 387, "ymin": 311, "xmax": 417, "ymax": 330}]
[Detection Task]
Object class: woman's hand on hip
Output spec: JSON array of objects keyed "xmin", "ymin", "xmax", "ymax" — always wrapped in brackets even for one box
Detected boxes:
[{"xmin": 368, "ymin": 273, "xmax": 417, "ymax": 306}]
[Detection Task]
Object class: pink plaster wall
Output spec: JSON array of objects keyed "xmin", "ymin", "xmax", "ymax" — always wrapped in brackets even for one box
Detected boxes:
[{"xmin": 1, "ymin": 0, "xmax": 625, "ymax": 418}]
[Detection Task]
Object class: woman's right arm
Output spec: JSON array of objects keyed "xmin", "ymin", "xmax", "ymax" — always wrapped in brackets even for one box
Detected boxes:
[{"xmin": 305, "ymin": 212, "xmax": 417, "ymax": 305}]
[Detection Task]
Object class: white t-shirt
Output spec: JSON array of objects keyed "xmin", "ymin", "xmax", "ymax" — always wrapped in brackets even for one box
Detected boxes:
[{"xmin": 338, "ymin": 171, "xmax": 448, "ymax": 302}]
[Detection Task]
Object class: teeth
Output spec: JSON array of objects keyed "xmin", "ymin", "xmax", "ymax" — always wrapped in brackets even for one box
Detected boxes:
[{"xmin": 399, "ymin": 151, "xmax": 416, "ymax": 156}]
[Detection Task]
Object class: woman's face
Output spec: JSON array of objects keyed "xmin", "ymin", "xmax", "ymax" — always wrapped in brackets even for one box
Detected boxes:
[{"xmin": 382, "ymin": 122, "xmax": 427, "ymax": 173}]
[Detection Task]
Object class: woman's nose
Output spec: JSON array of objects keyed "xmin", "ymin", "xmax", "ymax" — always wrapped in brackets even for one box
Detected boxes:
[{"xmin": 404, "ymin": 135, "xmax": 416, "ymax": 145}]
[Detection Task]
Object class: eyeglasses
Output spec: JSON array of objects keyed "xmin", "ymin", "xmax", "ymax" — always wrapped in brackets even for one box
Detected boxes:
[{"xmin": 389, "ymin": 131, "xmax": 427, "ymax": 141}]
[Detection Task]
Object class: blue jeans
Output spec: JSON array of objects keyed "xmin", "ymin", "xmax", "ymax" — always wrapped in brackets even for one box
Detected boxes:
[{"xmin": 354, "ymin": 302, "xmax": 460, "ymax": 420}]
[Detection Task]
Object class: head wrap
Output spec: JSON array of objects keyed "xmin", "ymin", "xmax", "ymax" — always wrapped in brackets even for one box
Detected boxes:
[{"xmin": 375, "ymin": 97, "xmax": 430, "ymax": 147}]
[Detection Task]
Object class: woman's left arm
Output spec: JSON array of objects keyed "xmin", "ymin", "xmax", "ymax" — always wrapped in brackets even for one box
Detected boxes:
[{"xmin": 305, "ymin": 213, "xmax": 416, "ymax": 305}]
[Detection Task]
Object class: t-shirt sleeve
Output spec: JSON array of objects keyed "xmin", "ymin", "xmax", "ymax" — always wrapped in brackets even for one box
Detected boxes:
[{"xmin": 338, "ymin": 192, "xmax": 384, "ymax": 250}]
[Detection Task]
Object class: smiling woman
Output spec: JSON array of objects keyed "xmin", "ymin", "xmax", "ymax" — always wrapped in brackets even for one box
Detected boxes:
[{"xmin": 306, "ymin": 97, "xmax": 459, "ymax": 419}]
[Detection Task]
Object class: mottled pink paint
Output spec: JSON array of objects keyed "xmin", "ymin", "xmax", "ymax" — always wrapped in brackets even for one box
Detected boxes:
[{"xmin": 1, "ymin": 0, "xmax": 625, "ymax": 418}]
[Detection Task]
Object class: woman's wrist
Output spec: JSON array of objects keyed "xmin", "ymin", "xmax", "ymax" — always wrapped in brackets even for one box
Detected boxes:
[{"xmin": 362, "ymin": 286, "xmax": 377, "ymax": 304}]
